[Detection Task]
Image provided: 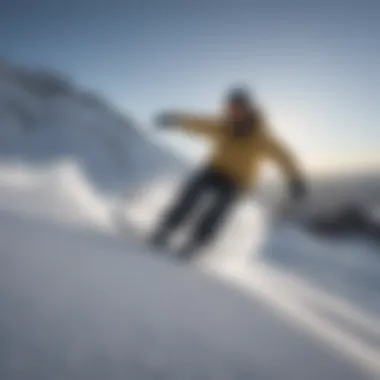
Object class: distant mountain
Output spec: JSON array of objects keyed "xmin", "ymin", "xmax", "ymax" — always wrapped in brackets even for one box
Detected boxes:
[
  {"xmin": 301, "ymin": 202, "xmax": 380, "ymax": 244},
  {"xmin": 0, "ymin": 60, "xmax": 184, "ymax": 195}
]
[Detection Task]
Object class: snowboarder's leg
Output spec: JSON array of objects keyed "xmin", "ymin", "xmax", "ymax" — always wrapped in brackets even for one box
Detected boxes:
[
  {"xmin": 178, "ymin": 179, "xmax": 237, "ymax": 259},
  {"xmin": 150, "ymin": 170, "xmax": 210, "ymax": 248}
]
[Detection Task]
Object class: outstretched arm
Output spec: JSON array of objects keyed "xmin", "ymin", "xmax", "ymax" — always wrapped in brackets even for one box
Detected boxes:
[{"xmin": 155, "ymin": 112, "xmax": 221, "ymax": 138}]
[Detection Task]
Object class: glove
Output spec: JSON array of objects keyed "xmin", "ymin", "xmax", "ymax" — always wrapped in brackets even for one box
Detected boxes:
[
  {"xmin": 154, "ymin": 112, "xmax": 180, "ymax": 129},
  {"xmin": 289, "ymin": 178, "xmax": 307, "ymax": 201}
]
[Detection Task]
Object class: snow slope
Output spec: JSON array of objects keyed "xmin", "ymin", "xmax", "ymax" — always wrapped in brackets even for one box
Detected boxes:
[
  {"xmin": 1, "ymin": 61, "xmax": 380, "ymax": 379},
  {"xmin": 0, "ymin": 163, "xmax": 374, "ymax": 380}
]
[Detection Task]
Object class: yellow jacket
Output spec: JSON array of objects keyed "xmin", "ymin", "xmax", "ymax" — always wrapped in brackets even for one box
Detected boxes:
[{"xmin": 176, "ymin": 115, "xmax": 302, "ymax": 192}]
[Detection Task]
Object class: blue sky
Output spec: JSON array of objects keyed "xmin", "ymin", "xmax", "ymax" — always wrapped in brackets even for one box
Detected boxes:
[{"xmin": 1, "ymin": 1, "xmax": 379, "ymax": 172}]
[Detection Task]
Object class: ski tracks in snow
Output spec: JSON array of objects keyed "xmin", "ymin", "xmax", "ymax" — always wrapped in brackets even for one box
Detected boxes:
[{"xmin": 201, "ymin": 259, "xmax": 380, "ymax": 378}]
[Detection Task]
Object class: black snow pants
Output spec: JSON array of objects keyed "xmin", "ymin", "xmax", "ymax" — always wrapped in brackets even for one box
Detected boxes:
[{"xmin": 154, "ymin": 167, "xmax": 238, "ymax": 247}]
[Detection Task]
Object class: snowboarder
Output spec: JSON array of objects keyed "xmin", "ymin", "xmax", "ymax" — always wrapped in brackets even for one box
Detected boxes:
[{"xmin": 151, "ymin": 87, "xmax": 307, "ymax": 259}]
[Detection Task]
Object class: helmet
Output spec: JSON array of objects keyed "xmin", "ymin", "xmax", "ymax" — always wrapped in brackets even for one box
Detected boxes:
[{"xmin": 226, "ymin": 86, "xmax": 253, "ymax": 106}]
